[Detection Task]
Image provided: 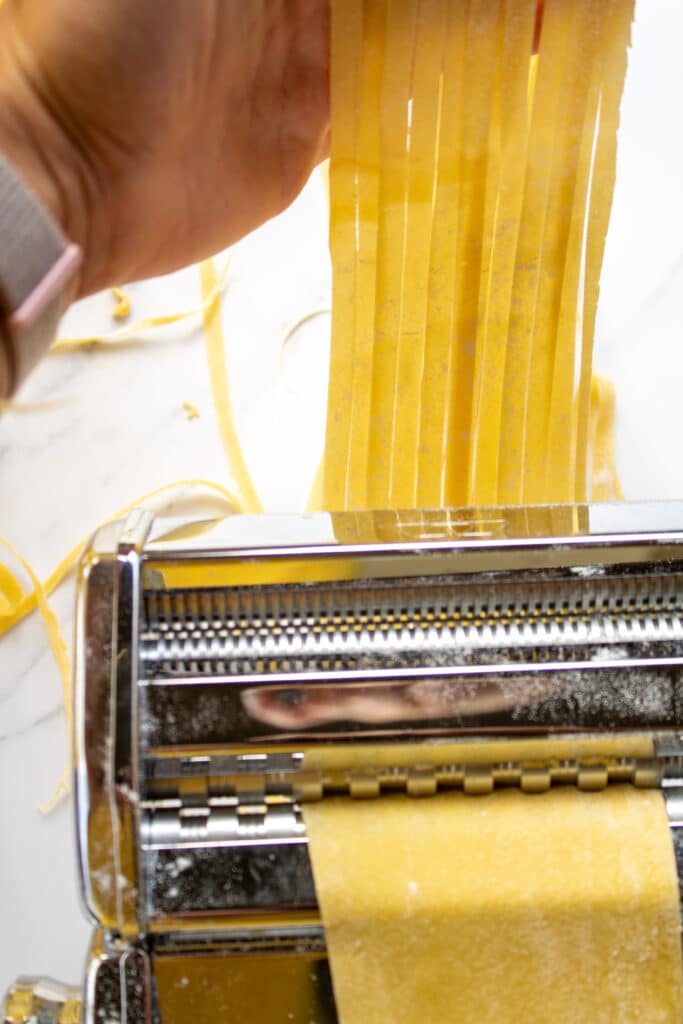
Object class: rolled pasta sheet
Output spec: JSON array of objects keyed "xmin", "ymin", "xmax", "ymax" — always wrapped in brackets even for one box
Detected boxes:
[{"xmin": 304, "ymin": 787, "xmax": 683, "ymax": 1024}]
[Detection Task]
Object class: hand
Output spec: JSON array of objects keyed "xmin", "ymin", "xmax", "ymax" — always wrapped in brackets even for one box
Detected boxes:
[{"xmin": 0, "ymin": 0, "xmax": 329, "ymax": 300}]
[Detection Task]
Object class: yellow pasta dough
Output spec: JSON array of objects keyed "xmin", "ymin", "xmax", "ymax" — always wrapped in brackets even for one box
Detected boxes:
[
  {"xmin": 589, "ymin": 374, "xmax": 624, "ymax": 502},
  {"xmin": 321, "ymin": 0, "xmax": 635, "ymax": 511},
  {"xmin": 199, "ymin": 257, "xmax": 262, "ymax": 513},
  {"xmin": 304, "ymin": 787, "xmax": 683, "ymax": 1024}
]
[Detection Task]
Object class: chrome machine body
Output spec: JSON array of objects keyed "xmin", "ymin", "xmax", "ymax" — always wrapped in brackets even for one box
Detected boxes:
[{"xmin": 4, "ymin": 503, "xmax": 683, "ymax": 1023}]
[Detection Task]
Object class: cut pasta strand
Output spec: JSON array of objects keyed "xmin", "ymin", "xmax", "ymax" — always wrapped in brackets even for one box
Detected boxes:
[
  {"xmin": 345, "ymin": 0, "xmax": 385, "ymax": 510},
  {"xmin": 467, "ymin": 0, "xmax": 537, "ymax": 505},
  {"xmin": 575, "ymin": 0, "xmax": 635, "ymax": 501},
  {"xmin": 199, "ymin": 257, "xmax": 262, "ymax": 513},
  {"xmin": 417, "ymin": 0, "xmax": 468, "ymax": 507},
  {"xmin": 322, "ymin": 0, "xmax": 364, "ymax": 510},
  {"xmin": 322, "ymin": 0, "xmax": 634, "ymax": 513},
  {"xmin": 388, "ymin": 0, "xmax": 446, "ymax": 508},
  {"xmin": 589, "ymin": 374, "xmax": 624, "ymax": 502},
  {"xmin": 54, "ymin": 258, "xmax": 232, "ymax": 349},
  {"xmin": 366, "ymin": 0, "xmax": 419, "ymax": 508}
]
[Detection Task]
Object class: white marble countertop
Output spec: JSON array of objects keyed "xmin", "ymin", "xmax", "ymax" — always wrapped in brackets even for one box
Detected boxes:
[{"xmin": 2, "ymin": 0, "xmax": 683, "ymax": 1000}]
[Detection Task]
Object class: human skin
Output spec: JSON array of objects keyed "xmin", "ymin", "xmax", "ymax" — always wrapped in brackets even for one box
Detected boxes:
[
  {"xmin": 0, "ymin": 0, "xmax": 330, "ymax": 394},
  {"xmin": 0, "ymin": 0, "xmax": 549, "ymax": 398}
]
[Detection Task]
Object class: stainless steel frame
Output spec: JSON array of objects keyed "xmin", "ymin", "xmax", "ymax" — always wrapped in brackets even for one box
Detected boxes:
[{"xmin": 5, "ymin": 502, "xmax": 683, "ymax": 1023}]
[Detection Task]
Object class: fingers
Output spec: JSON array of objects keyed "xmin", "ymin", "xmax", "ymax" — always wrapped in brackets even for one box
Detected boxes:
[{"xmin": 533, "ymin": 0, "xmax": 546, "ymax": 54}]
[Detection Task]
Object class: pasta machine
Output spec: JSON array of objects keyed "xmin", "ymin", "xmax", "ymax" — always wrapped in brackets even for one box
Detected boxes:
[{"xmin": 4, "ymin": 501, "xmax": 683, "ymax": 1024}]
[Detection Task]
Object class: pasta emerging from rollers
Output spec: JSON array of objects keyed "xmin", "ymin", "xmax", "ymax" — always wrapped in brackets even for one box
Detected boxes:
[{"xmin": 321, "ymin": 0, "xmax": 634, "ymax": 512}]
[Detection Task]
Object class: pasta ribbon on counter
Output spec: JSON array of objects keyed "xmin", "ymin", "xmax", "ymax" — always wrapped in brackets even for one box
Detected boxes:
[
  {"xmin": 53, "ymin": 258, "xmax": 232, "ymax": 350},
  {"xmin": 200, "ymin": 257, "xmax": 262, "ymax": 513}
]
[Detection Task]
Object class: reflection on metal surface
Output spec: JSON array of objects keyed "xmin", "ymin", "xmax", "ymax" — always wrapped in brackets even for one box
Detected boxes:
[
  {"xmin": 153, "ymin": 936, "xmax": 336, "ymax": 1024},
  {"xmin": 1, "ymin": 978, "xmax": 81, "ymax": 1024},
  {"xmin": 142, "ymin": 503, "xmax": 683, "ymax": 554},
  {"xmin": 77, "ymin": 504, "xmax": 683, "ymax": 937},
  {"xmin": 74, "ymin": 512, "xmax": 152, "ymax": 939}
]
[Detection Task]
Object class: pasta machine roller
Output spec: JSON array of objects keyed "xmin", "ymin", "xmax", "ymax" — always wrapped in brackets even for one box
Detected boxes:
[{"xmin": 5, "ymin": 501, "xmax": 683, "ymax": 1024}]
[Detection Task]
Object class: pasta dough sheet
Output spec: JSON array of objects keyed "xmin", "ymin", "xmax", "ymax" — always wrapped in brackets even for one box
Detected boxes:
[{"xmin": 304, "ymin": 787, "xmax": 683, "ymax": 1024}]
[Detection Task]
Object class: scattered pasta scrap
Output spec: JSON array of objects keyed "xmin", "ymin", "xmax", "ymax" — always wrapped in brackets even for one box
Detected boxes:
[
  {"xmin": 182, "ymin": 400, "xmax": 200, "ymax": 420},
  {"xmin": 111, "ymin": 286, "xmax": 132, "ymax": 321}
]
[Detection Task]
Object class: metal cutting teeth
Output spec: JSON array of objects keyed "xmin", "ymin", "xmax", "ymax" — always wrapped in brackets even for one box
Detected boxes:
[
  {"xmin": 139, "ymin": 750, "xmax": 663, "ymax": 857},
  {"xmin": 140, "ymin": 573, "xmax": 683, "ymax": 676}
]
